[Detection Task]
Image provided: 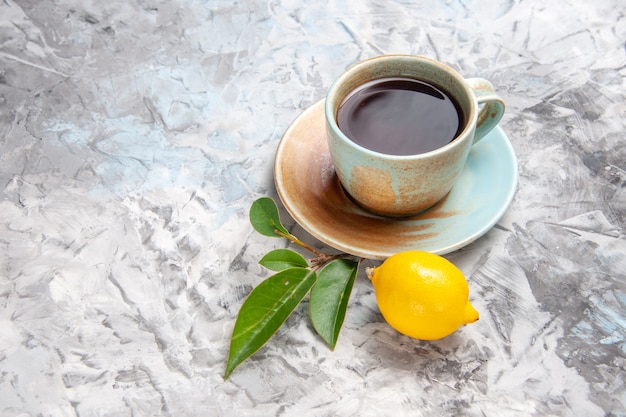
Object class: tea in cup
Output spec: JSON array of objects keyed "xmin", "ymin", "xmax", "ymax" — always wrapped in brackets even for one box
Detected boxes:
[{"xmin": 325, "ymin": 54, "xmax": 505, "ymax": 217}]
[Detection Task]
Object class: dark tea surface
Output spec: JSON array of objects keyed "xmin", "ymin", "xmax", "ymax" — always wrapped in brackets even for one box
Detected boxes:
[{"xmin": 337, "ymin": 77, "xmax": 463, "ymax": 155}]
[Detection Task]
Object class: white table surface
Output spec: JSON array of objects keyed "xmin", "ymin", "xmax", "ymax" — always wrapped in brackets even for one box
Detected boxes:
[{"xmin": 1, "ymin": 1, "xmax": 624, "ymax": 416}]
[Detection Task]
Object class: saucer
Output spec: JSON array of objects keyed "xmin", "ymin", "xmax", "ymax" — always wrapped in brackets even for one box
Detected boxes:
[{"xmin": 274, "ymin": 100, "xmax": 518, "ymax": 260}]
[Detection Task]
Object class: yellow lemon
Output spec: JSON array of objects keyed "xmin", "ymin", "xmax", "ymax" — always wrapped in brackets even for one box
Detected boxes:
[{"xmin": 368, "ymin": 250, "xmax": 479, "ymax": 340}]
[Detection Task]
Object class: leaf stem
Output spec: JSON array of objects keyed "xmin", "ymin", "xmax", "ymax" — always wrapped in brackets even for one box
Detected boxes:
[
  {"xmin": 273, "ymin": 229, "xmax": 360, "ymax": 271},
  {"xmin": 274, "ymin": 229, "xmax": 324, "ymax": 257},
  {"xmin": 309, "ymin": 253, "xmax": 354, "ymax": 270}
]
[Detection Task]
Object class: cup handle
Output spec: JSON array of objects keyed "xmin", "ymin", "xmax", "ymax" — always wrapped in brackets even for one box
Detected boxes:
[{"xmin": 465, "ymin": 78, "xmax": 505, "ymax": 144}]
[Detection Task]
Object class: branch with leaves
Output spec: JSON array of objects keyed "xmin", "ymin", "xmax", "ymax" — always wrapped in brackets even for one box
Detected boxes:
[{"xmin": 225, "ymin": 197, "xmax": 360, "ymax": 379}]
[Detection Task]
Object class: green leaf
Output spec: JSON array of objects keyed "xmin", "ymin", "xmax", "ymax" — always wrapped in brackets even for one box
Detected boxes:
[
  {"xmin": 309, "ymin": 258, "xmax": 359, "ymax": 350},
  {"xmin": 259, "ymin": 249, "xmax": 308, "ymax": 271},
  {"xmin": 249, "ymin": 197, "xmax": 290, "ymax": 237},
  {"xmin": 225, "ymin": 267, "xmax": 317, "ymax": 378}
]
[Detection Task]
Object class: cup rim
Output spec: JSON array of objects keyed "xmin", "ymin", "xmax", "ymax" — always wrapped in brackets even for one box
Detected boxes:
[{"xmin": 325, "ymin": 54, "xmax": 479, "ymax": 160}]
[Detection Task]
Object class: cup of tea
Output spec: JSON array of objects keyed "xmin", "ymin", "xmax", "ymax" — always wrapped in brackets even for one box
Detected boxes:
[{"xmin": 325, "ymin": 54, "xmax": 505, "ymax": 217}]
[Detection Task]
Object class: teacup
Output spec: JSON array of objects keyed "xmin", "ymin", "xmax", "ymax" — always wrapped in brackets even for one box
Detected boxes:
[{"xmin": 325, "ymin": 54, "xmax": 505, "ymax": 217}]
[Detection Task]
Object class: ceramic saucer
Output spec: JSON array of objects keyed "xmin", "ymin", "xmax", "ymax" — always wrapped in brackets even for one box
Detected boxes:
[{"xmin": 274, "ymin": 100, "xmax": 518, "ymax": 260}]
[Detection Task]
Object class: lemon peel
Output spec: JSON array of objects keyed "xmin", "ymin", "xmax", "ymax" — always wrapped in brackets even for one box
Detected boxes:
[{"xmin": 367, "ymin": 250, "xmax": 479, "ymax": 340}]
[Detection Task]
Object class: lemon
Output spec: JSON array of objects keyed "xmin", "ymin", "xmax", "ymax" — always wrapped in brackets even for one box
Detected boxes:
[{"xmin": 368, "ymin": 250, "xmax": 479, "ymax": 340}]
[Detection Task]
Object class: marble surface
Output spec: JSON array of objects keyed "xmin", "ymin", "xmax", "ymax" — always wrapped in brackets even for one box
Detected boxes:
[{"xmin": 1, "ymin": 0, "xmax": 625, "ymax": 416}]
